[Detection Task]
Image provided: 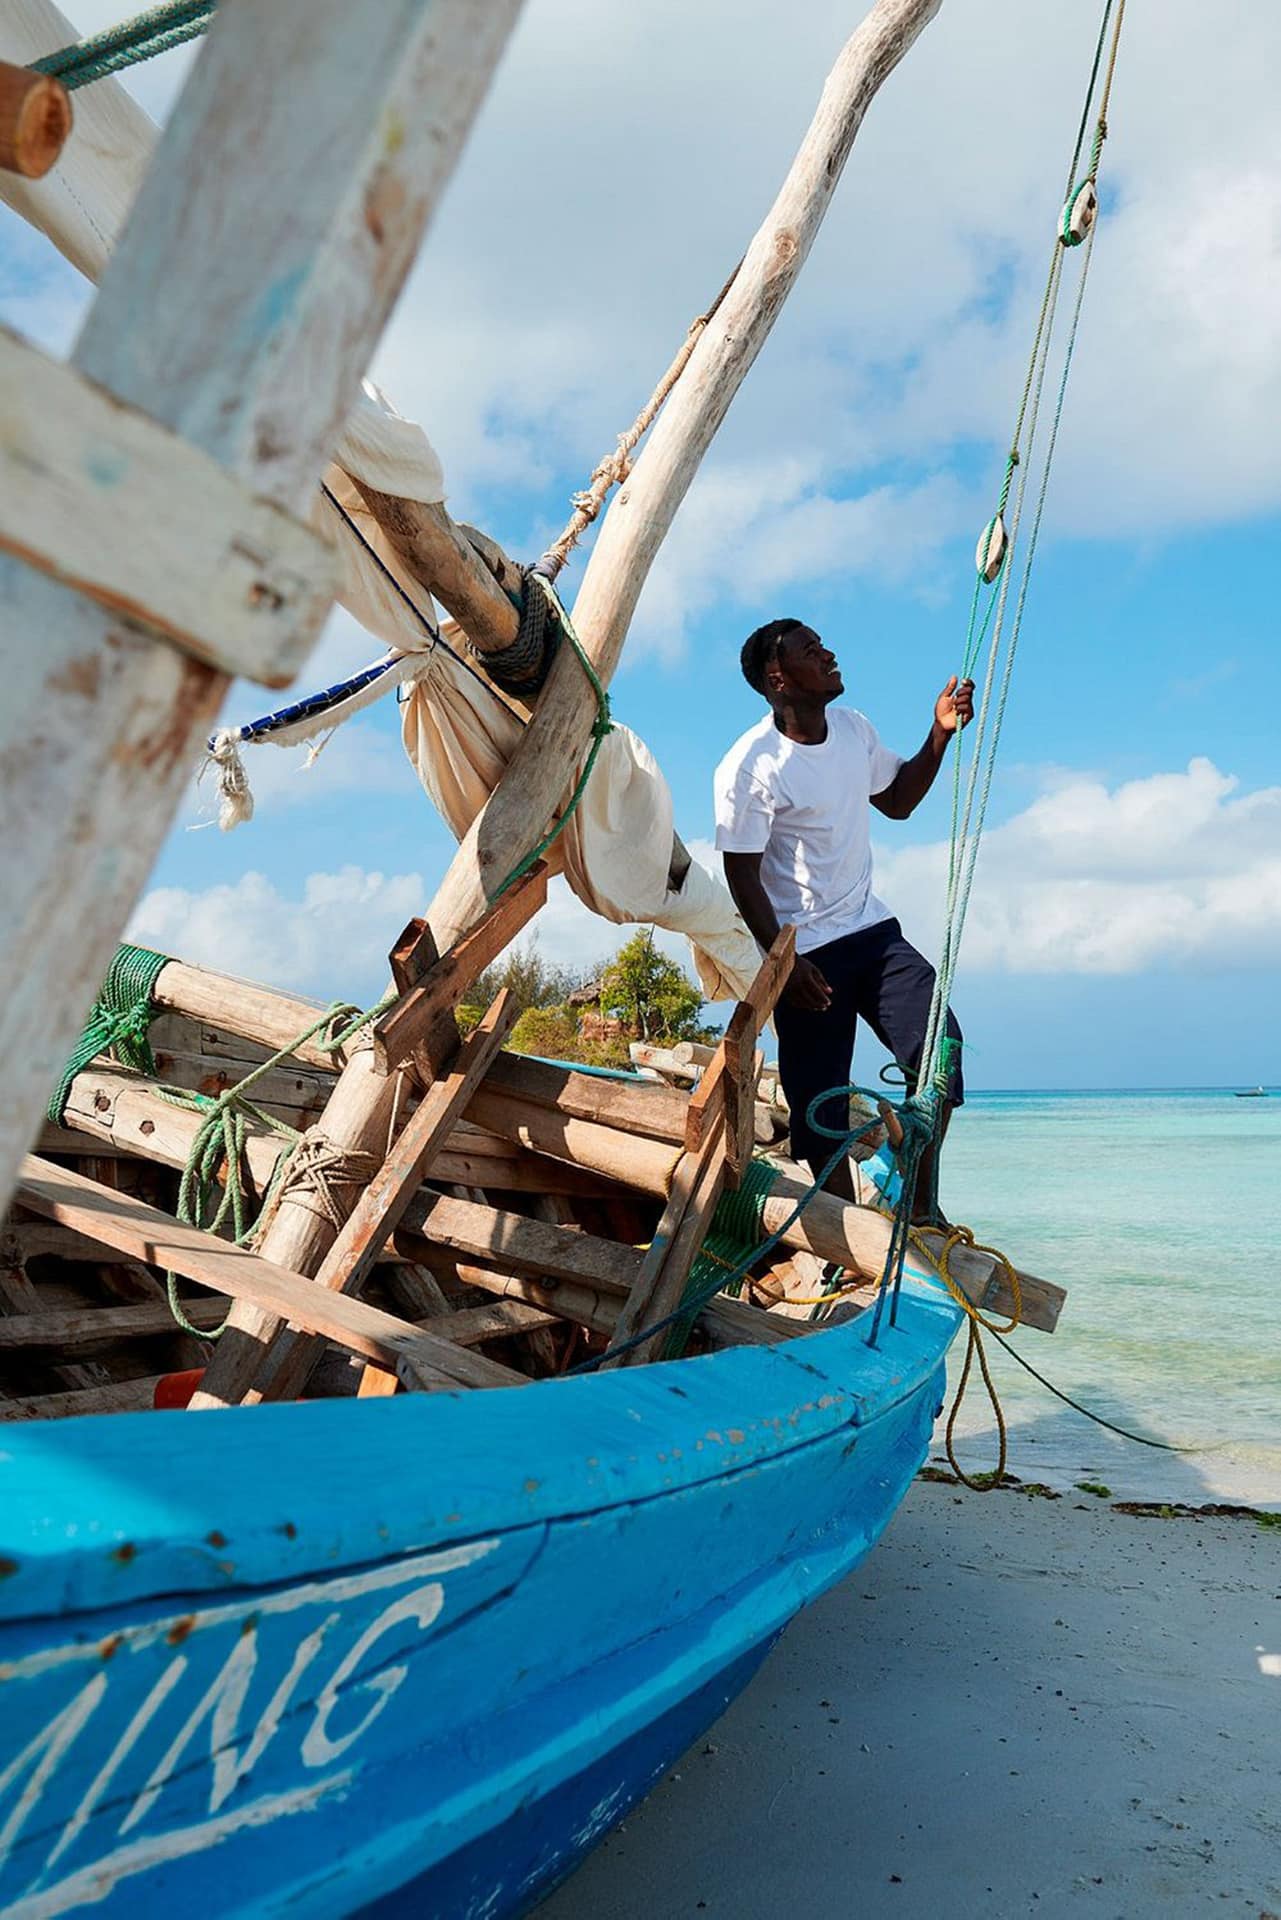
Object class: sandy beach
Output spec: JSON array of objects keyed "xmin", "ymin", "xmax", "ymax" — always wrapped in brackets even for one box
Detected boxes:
[{"xmin": 540, "ymin": 1477, "xmax": 1281, "ymax": 1919}]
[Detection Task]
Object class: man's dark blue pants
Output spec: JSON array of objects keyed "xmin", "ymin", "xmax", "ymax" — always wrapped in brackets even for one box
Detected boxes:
[{"xmin": 771, "ymin": 916, "xmax": 964, "ymax": 1174}]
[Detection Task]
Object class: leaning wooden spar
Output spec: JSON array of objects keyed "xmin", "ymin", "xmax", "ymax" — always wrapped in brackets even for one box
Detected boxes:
[{"xmin": 0, "ymin": 0, "xmax": 1120, "ymax": 1912}]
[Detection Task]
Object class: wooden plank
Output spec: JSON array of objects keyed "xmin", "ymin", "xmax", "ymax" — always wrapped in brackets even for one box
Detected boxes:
[
  {"xmin": 721, "ymin": 928, "xmax": 794, "ymax": 1184},
  {"xmin": 357, "ymin": 1364, "xmax": 399, "ymax": 1399},
  {"xmin": 15, "ymin": 1157, "xmax": 522, "ymax": 1392},
  {"xmin": 482, "ymin": 1050, "xmax": 689, "ymax": 1144},
  {"xmin": 0, "ymin": 0, "xmax": 527, "ymax": 1218},
  {"xmin": 415, "ymin": 1299, "xmax": 560, "ymax": 1347},
  {"xmin": 371, "ymin": 864, "xmax": 548, "ymax": 1075},
  {"xmin": 414, "ymin": 0, "xmax": 945, "ymax": 951},
  {"xmin": 201, "ymin": 991, "xmax": 518, "ymax": 1408},
  {"xmin": 0, "ymin": 1376, "xmax": 166, "ymax": 1422},
  {"xmin": 0, "ymin": 325, "xmax": 338, "ymax": 684},
  {"xmin": 602, "ymin": 1145, "xmax": 705, "ymax": 1367},
  {"xmin": 0, "ymin": 1295, "xmax": 228, "ymax": 1352},
  {"xmin": 684, "ymin": 1052, "xmax": 726, "ymax": 1153},
  {"xmin": 0, "ymin": 1241, "xmax": 111, "ymax": 1395},
  {"xmin": 614, "ymin": 1122, "xmax": 730, "ymax": 1368},
  {"xmin": 0, "ymin": 59, "xmax": 70, "ymax": 179},
  {"xmin": 426, "ymin": 1245, "xmax": 799, "ymax": 1354},
  {"xmin": 398, "ymin": 1190, "xmax": 647, "ymax": 1295}
]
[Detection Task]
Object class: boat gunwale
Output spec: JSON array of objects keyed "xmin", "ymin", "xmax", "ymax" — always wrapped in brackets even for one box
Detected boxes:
[{"xmin": 0, "ymin": 1278, "xmax": 960, "ymax": 1627}]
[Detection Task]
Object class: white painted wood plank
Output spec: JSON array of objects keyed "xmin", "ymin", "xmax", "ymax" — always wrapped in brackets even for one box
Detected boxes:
[
  {"xmin": 0, "ymin": 0, "xmax": 525, "ymax": 1214},
  {"xmin": 0, "ymin": 325, "xmax": 337, "ymax": 684}
]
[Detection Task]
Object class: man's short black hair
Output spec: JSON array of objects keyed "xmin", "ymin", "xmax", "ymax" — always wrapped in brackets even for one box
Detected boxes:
[{"xmin": 741, "ymin": 617, "xmax": 805, "ymax": 695}]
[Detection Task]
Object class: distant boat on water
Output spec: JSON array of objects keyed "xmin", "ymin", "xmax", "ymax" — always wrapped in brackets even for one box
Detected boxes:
[{"xmin": 1235, "ymin": 1086, "xmax": 1269, "ymax": 1098}]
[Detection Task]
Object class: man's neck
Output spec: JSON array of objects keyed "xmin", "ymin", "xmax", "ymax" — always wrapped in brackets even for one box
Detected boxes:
[{"xmin": 771, "ymin": 698, "xmax": 830, "ymax": 745}]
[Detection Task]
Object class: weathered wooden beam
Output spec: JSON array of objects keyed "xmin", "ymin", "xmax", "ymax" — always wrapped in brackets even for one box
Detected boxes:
[
  {"xmin": 194, "ymin": 991, "xmax": 519, "ymax": 1408},
  {"xmin": 16, "ymin": 1157, "xmax": 522, "ymax": 1391},
  {"xmin": 0, "ymin": 323, "xmax": 338, "ymax": 683},
  {"xmin": 0, "ymin": 0, "xmax": 527, "ymax": 1215},
  {"xmin": 610, "ymin": 1120, "xmax": 729, "ymax": 1367},
  {"xmin": 0, "ymin": 1295, "xmax": 227, "ymax": 1353},
  {"xmin": 409, "ymin": 1248, "xmax": 801, "ymax": 1353},
  {"xmin": 417, "ymin": 0, "xmax": 946, "ymax": 950},
  {"xmin": 721, "ymin": 927, "xmax": 795, "ymax": 1184},
  {"xmin": 0, "ymin": 1376, "xmax": 166, "ymax": 1422},
  {"xmin": 0, "ymin": 59, "xmax": 70, "ymax": 178}
]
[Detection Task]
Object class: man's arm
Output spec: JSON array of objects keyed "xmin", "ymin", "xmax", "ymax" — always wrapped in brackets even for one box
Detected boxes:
[
  {"xmin": 722, "ymin": 851, "xmax": 831, "ymax": 1010},
  {"xmin": 870, "ymin": 675, "xmax": 975, "ymax": 821}
]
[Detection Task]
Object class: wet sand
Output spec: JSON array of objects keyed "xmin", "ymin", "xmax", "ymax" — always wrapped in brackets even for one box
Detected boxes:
[{"xmin": 539, "ymin": 1478, "xmax": 1281, "ymax": 1919}]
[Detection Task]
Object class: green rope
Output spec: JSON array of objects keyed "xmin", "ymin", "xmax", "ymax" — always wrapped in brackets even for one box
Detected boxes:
[
  {"xmin": 47, "ymin": 943, "xmax": 169, "ymax": 1125},
  {"xmin": 32, "ymin": 1, "xmax": 214, "ymax": 90},
  {"xmin": 52, "ymin": 943, "xmax": 395, "ymax": 1340},
  {"xmin": 491, "ymin": 575, "xmax": 613, "ymax": 899}
]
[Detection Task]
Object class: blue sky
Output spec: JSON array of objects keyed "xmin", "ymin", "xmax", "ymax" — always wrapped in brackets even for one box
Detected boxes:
[{"xmin": 3, "ymin": 0, "xmax": 1278, "ymax": 1089}]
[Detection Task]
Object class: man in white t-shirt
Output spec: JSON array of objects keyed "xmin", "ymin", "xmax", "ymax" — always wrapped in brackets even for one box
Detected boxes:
[{"xmin": 713, "ymin": 617, "xmax": 973, "ymax": 1218}]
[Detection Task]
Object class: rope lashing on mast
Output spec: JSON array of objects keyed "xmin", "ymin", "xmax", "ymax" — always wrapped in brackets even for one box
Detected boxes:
[{"xmin": 31, "ymin": 0, "xmax": 214, "ymax": 90}]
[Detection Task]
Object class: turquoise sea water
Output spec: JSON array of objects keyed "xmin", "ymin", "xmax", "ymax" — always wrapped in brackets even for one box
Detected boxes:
[{"xmin": 934, "ymin": 1090, "xmax": 1281, "ymax": 1506}]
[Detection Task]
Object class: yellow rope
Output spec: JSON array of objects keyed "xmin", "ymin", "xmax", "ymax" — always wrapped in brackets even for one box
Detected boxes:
[{"xmin": 909, "ymin": 1225, "xmax": 1022, "ymax": 1492}]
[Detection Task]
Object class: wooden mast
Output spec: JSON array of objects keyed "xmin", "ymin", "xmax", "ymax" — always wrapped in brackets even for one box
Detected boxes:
[{"xmin": 0, "ymin": 0, "xmax": 525, "ymax": 1213}]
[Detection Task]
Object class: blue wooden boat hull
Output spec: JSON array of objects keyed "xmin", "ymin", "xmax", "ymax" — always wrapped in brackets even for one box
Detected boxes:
[{"xmin": 0, "ymin": 1276, "xmax": 959, "ymax": 1918}]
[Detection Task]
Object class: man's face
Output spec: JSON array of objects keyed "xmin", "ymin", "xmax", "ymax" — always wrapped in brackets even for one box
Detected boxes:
[{"xmin": 770, "ymin": 625, "xmax": 844, "ymax": 702}]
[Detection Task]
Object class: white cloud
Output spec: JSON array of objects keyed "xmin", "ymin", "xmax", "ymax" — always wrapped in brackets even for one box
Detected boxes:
[
  {"xmin": 128, "ymin": 866, "xmax": 709, "ymax": 1006},
  {"xmin": 9, "ymin": 0, "xmax": 1277, "ymax": 668},
  {"xmin": 127, "ymin": 867, "xmax": 427, "ymax": 1003},
  {"xmin": 877, "ymin": 758, "xmax": 1281, "ymax": 975}
]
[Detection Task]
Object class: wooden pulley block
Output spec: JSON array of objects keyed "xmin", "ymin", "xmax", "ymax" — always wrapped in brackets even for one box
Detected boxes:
[
  {"xmin": 975, "ymin": 512, "xmax": 1008, "ymax": 584},
  {"xmin": 0, "ymin": 61, "xmax": 72, "ymax": 179},
  {"xmin": 1060, "ymin": 179, "xmax": 1098, "ymax": 248}
]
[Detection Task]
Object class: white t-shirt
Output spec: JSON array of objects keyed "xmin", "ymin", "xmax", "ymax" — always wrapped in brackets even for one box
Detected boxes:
[{"xmin": 713, "ymin": 707, "xmax": 903, "ymax": 954}]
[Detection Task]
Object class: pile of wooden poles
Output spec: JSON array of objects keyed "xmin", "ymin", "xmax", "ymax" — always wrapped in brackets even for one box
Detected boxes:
[{"xmin": 1, "ymin": 866, "xmax": 1064, "ymax": 1422}]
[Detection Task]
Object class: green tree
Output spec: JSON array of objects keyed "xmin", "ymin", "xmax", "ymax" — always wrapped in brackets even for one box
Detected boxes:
[
  {"xmin": 460, "ymin": 941, "xmax": 586, "ymax": 1032},
  {"xmin": 598, "ymin": 929, "xmax": 705, "ymax": 1045},
  {"xmin": 508, "ymin": 1003, "xmax": 583, "ymax": 1060}
]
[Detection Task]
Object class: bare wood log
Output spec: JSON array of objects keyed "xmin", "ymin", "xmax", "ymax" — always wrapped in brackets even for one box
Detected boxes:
[
  {"xmin": 52, "ymin": 1053, "xmax": 1061, "ymax": 1332},
  {"xmin": 150, "ymin": 964, "xmax": 353, "ymax": 1073},
  {"xmin": 460, "ymin": 1090, "xmax": 1063, "ymax": 1333},
  {"xmin": 415, "ymin": 1299, "xmax": 559, "ymax": 1346},
  {"xmin": 16, "ymin": 1157, "xmax": 522, "ymax": 1392},
  {"xmin": 0, "ymin": 60, "xmax": 70, "ymax": 178},
  {"xmin": 0, "ymin": 0, "xmax": 526, "ymax": 1216},
  {"xmin": 399, "ymin": 1190, "xmax": 646, "ymax": 1295},
  {"xmin": 419, "ymin": 0, "xmax": 945, "ymax": 950},
  {"xmin": 197, "ymin": 991, "xmax": 518, "ymax": 1408},
  {"xmin": 354, "ymin": 487, "xmax": 525, "ymax": 657},
  {"xmin": 603, "ymin": 1142, "xmax": 705, "ymax": 1367}
]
